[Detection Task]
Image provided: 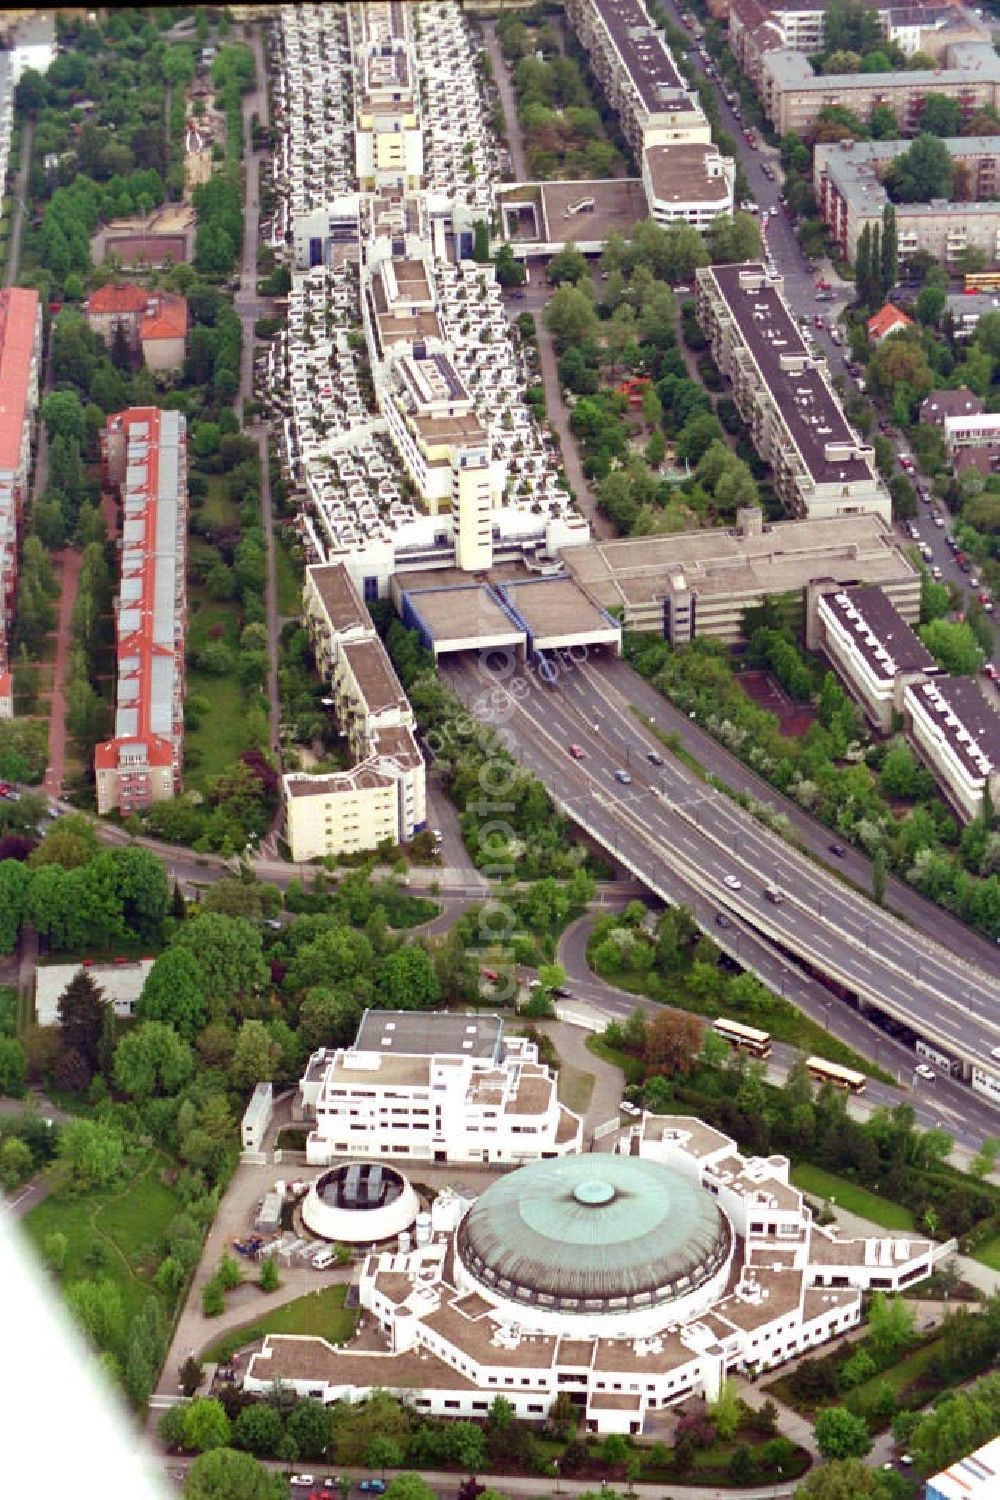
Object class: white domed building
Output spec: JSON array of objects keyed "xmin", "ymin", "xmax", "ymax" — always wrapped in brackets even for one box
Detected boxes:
[
  {"xmin": 244, "ymin": 1114, "xmax": 939, "ymax": 1434},
  {"xmin": 302, "ymin": 1162, "xmax": 419, "ymax": 1244}
]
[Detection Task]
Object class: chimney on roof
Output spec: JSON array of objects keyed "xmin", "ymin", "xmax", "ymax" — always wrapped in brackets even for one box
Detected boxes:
[{"xmin": 737, "ymin": 506, "xmax": 763, "ymax": 541}]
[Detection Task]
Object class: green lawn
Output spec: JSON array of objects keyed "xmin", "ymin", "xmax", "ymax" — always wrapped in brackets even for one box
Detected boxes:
[
  {"xmin": 202, "ymin": 1284, "xmax": 357, "ymax": 1366},
  {"xmin": 972, "ymin": 1234, "xmax": 1000, "ymax": 1271},
  {"xmin": 202, "ymin": 474, "xmax": 239, "ymax": 530},
  {"xmin": 22, "ymin": 1150, "xmax": 184, "ymax": 1333},
  {"xmin": 274, "ymin": 536, "xmax": 302, "ymax": 618},
  {"xmin": 557, "ymin": 1062, "xmax": 595, "ymax": 1117},
  {"xmin": 790, "ymin": 1164, "xmax": 915, "ymax": 1230},
  {"xmin": 184, "ymin": 669, "xmax": 255, "ymax": 785},
  {"xmin": 845, "ymin": 1338, "xmax": 941, "ymax": 1425}
]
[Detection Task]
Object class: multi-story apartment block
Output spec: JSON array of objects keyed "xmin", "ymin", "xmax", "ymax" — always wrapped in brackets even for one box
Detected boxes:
[
  {"xmin": 348, "ymin": 1, "xmax": 423, "ymax": 193},
  {"xmin": 566, "ymin": 0, "xmax": 711, "ymax": 157},
  {"xmin": 804, "ymin": 578, "xmax": 1000, "ymax": 821},
  {"xmin": 759, "ymin": 42, "xmax": 1000, "ymax": 137},
  {"xmin": 904, "ymin": 676, "xmax": 1000, "ymax": 823},
  {"xmin": 0, "ymin": 287, "xmax": 42, "ymax": 719},
  {"xmin": 642, "ymin": 142, "xmax": 735, "ymax": 229},
  {"xmin": 94, "ymin": 409, "xmax": 188, "ymax": 816},
  {"xmin": 84, "ymin": 286, "xmax": 189, "ymax": 373},
  {"xmin": 566, "ymin": 0, "xmax": 734, "ymax": 226},
  {"xmin": 730, "ymin": 0, "xmax": 988, "ymax": 90},
  {"xmin": 815, "ymin": 137, "xmax": 1000, "ymax": 269},
  {"xmin": 812, "ymin": 586, "xmax": 939, "ymax": 733},
  {"xmin": 298, "ymin": 1009, "xmax": 582, "ymax": 1166},
  {"xmin": 381, "ymin": 346, "xmax": 504, "ymax": 573},
  {"xmin": 695, "ymin": 263, "xmax": 890, "ymax": 523},
  {"xmin": 283, "ymin": 562, "xmax": 426, "ymax": 860}
]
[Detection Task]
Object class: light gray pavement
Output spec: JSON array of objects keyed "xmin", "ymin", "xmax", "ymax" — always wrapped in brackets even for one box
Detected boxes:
[
  {"xmin": 482, "ymin": 20, "xmax": 526, "ymax": 183},
  {"xmin": 3, "ymin": 117, "xmax": 32, "ymax": 288},
  {"xmin": 536, "ymin": 1016, "xmax": 624, "ymax": 1141},
  {"xmin": 527, "ymin": 281, "xmax": 615, "ymax": 541}
]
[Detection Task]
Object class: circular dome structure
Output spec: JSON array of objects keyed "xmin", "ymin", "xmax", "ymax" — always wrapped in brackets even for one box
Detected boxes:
[
  {"xmin": 456, "ymin": 1154, "xmax": 732, "ymax": 1331},
  {"xmin": 302, "ymin": 1162, "xmax": 419, "ymax": 1244}
]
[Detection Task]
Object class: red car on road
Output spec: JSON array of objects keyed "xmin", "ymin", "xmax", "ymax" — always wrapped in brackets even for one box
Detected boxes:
[{"xmin": 567, "ymin": 743, "xmax": 585, "ymax": 759}]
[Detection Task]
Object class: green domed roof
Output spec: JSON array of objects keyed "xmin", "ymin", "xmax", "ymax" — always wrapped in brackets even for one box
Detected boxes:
[{"xmin": 457, "ymin": 1153, "xmax": 731, "ymax": 1313}]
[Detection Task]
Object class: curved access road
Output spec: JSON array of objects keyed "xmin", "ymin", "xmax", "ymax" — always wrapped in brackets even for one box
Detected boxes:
[{"xmin": 443, "ymin": 653, "xmax": 1000, "ymax": 1127}]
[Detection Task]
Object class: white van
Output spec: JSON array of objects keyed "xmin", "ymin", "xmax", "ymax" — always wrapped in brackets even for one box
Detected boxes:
[{"xmin": 313, "ymin": 1248, "xmax": 335, "ymax": 1270}]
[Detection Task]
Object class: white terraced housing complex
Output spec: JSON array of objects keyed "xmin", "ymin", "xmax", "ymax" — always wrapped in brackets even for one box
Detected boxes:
[
  {"xmin": 267, "ymin": 0, "xmax": 590, "ymax": 607},
  {"xmin": 243, "ymin": 1110, "xmax": 941, "ymax": 1433},
  {"xmin": 696, "ymin": 263, "xmax": 890, "ymax": 523},
  {"xmin": 297, "ymin": 1009, "xmax": 582, "ymax": 1166},
  {"xmin": 565, "ymin": 0, "xmax": 734, "ymax": 226},
  {"xmin": 266, "ymin": 0, "xmax": 592, "ymax": 855}
]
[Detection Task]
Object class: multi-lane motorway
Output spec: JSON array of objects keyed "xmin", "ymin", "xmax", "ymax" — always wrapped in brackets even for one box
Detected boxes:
[{"xmin": 445, "ymin": 651, "xmax": 1000, "ymax": 1120}]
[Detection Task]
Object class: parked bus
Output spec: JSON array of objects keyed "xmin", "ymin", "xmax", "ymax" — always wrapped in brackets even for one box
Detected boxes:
[
  {"xmin": 713, "ymin": 1018, "xmax": 773, "ymax": 1058},
  {"xmin": 964, "ymin": 271, "xmax": 1000, "ymax": 292},
  {"xmin": 806, "ymin": 1055, "xmax": 867, "ymax": 1093}
]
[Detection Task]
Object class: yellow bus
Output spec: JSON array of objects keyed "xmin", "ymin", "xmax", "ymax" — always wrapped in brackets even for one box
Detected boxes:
[
  {"xmin": 963, "ymin": 272, "xmax": 1000, "ymax": 293},
  {"xmin": 806, "ymin": 1055, "xmax": 867, "ymax": 1093},
  {"xmin": 713, "ymin": 1018, "xmax": 773, "ymax": 1059}
]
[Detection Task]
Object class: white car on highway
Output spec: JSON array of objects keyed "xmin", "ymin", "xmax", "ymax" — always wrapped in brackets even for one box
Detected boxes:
[
  {"xmin": 723, "ymin": 875, "xmax": 743, "ymax": 891},
  {"xmin": 914, "ymin": 1063, "xmax": 936, "ymax": 1082}
]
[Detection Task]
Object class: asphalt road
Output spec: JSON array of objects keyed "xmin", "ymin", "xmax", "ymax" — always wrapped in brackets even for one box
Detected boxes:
[
  {"xmin": 444, "ymin": 652, "xmax": 1000, "ymax": 1131},
  {"xmin": 672, "ymin": 8, "xmax": 999, "ymax": 676},
  {"xmin": 554, "ymin": 914, "xmax": 986, "ymax": 1150}
]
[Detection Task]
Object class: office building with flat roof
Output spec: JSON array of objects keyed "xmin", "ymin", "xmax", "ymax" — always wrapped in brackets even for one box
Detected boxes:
[
  {"xmin": 94, "ymin": 409, "xmax": 188, "ymax": 816},
  {"xmin": 815, "ymin": 137, "xmax": 1000, "ymax": 269},
  {"xmin": 564, "ymin": 508, "xmax": 919, "ymax": 644},
  {"xmin": 695, "ymin": 263, "xmax": 890, "ymax": 524},
  {"xmin": 298, "ymin": 1009, "xmax": 581, "ymax": 1167},
  {"xmin": 945, "ymin": 291, "xmax": 1000, "ymax": 339},
  {"xmin": 0, "ymin": 287, "xmax": 41, "ymax": 718},
  {"xmin": 642, "ymin": 142, "xmax": 735, "ymax": 229}
]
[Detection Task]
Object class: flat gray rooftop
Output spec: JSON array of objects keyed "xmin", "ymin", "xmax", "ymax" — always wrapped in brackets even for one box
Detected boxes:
[
  {"xmin": 539, "ymin": 179, "xmax": 648, "ymax": 246},
  {"xmin": 499, "ymin": 575, "xmax": 621, "ymax": 644},
  {"xmin": 563, "ymin": 514, "xmax": 917, "ymax": 610},
  {"xmin": 402, "ymin": 583, "xmax": 525, "ymax": 651},
  {"xmin": 355, "ymin": 1009, "xmax": 504, "ymax": 1062}
]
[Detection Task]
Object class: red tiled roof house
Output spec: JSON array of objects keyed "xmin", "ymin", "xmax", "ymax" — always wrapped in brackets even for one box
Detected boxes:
[
  {"xmin": 85, "ymin": 285, "xmax": 189, "ymax": 374},
  {"xmin": 94, "ymin": 408, "xmax": 188, "ymax": 815},
  {"xmin": 866, "ymin": 303, "xmax": 914, "ymax": 345}
]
